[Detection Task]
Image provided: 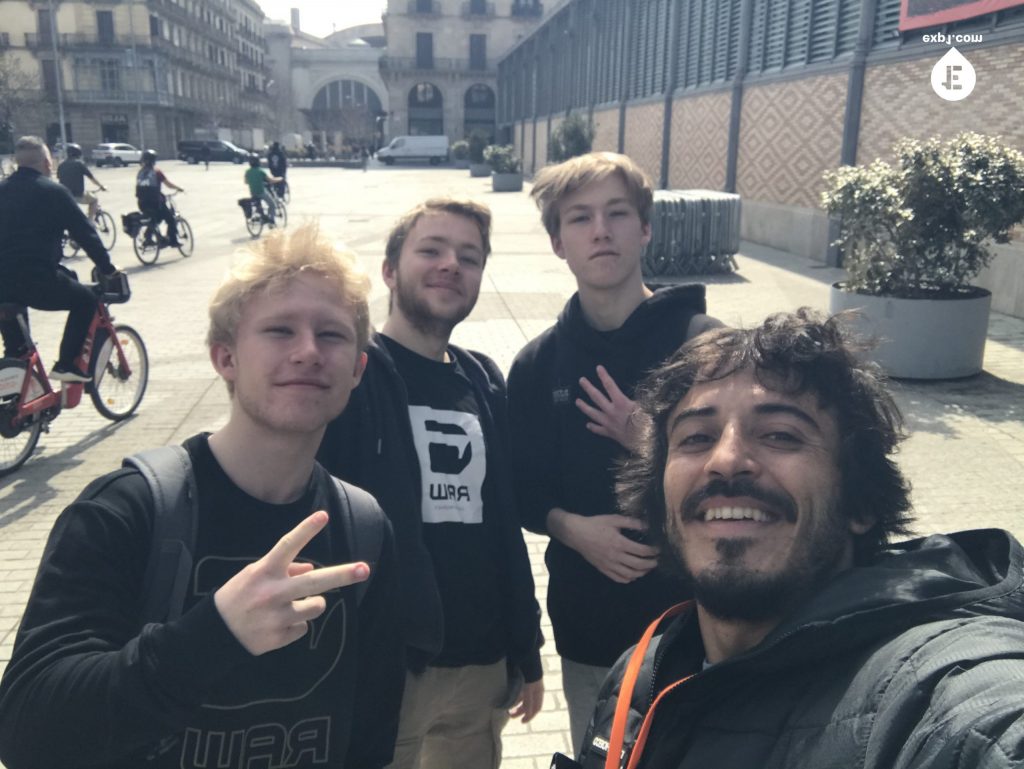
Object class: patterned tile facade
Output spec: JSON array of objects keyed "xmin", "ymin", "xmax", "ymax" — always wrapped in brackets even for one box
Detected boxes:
[
  {"xmin": 669, "ymin": 91, "xmax": 732, "ymax": 190},
  {"xmin": 859, "ymin": 43, "xmax": 1024, "ymax": 165},
  {"xmin": 623, "ymin": 101, "xmax": 665, "ymax": 187},
  {"xmin": 737, "ymin": 73, "xmax": 848, "ymax": 209},
  {"xmin": 592, "ymin": 106, "xmax": 621, "ymax": 153}
]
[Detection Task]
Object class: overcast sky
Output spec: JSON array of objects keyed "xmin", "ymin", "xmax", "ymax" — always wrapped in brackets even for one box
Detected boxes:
[{"xmin": 257, "ymin": 0, "xmax": 388, "ymax": 38}]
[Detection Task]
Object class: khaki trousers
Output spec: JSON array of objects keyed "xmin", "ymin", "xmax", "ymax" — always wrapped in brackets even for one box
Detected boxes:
[{"xmin": 386, "ymin": 660, "xmax": 510, "ymax": 769}]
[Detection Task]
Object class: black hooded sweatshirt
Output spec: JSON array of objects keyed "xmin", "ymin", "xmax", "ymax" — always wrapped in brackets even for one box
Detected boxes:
[{"xmin": 507, "ymin": 284, "xmax": 706, "ymax": 666}]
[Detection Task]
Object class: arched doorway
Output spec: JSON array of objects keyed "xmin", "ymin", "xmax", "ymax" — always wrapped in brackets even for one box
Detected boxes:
[
  {"xmin": 463, "ymin": 84, "xmax": 495, "ymax": 141},
  {"xmin": 408, "ymin": 83, "xmax": 443, "ymax": 136},
  {"xmin": 305, "ymin": 79, "xmax": 384, "ymax": 148}
]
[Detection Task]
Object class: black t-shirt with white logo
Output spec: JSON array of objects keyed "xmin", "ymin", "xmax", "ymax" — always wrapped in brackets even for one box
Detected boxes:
[{"xmin": 381, "ymin": 335, "xmax": 505, "ymax": 668}]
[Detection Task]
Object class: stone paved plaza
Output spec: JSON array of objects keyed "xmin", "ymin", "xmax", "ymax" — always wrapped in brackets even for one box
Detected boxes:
[{"xmin": 1, "ymin": 161, "xmax": 1023, "ymax": 767}]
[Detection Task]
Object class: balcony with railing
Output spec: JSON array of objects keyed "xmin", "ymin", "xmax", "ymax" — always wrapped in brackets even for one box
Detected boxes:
[
  {"xmin": 25, "ymin": 32, "xmax": 152, "ymax": 49},
  {"xmin": 66, "ymin": 88, "xmax": 175, "ymax": 107},
  {"xmin": 510, "ymin": 1, "xmax": 543, "ymax": 17},
  {"xmin": 462, "ymin": 1, "xmax": 495, "ymax": 17},
  {"xmin": 381, "ymin": 56, "xmax": 497, "ymax": 76},
  {"xmin": 406, "ymin": 0, "xmax": 442, "ymax": 15}
]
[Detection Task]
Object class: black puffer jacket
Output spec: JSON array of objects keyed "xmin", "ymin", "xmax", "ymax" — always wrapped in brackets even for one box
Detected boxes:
[{"xmin": 579, "ymin": 529, "xmax": 1024, "ymax": 769}]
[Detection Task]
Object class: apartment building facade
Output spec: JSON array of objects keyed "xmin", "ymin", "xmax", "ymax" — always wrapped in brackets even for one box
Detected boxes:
[
  {"xmin": 0, "ymin": 0, "xmax": 273, "ymax": 156},
  {"xmin": 380, "ymin": 0, "xmax": 544, "ymax": 142}
]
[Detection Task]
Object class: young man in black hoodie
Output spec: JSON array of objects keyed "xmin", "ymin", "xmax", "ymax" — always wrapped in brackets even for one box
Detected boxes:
[
  {"xmin": 318, "ymin": 198, "xmax": 544, "ymax": 769},
  {"xmin": 0, "ymin": 224, "xmax": 404, "ymax": 769},
  {"xmin": 507, "ymin": 152, "xmax": 720, "ymax": 753}
]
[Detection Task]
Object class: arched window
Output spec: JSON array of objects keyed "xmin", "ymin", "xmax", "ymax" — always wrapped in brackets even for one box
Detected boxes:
[
  {"xmin": 306, "ymin": 79, "xmax": 384, "ymax": 145},
  {"xmin": 408, "ymin": 82, "xmax": 444, "ymax": 135},
  {"xmin": 463, "ymin": 84, "xmax": 495, "ymax": 141}
]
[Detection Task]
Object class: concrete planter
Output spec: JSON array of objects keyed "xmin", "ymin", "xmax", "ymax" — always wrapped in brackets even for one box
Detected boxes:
[
  {"xmin": 469, "ymin": 163, "xmax": 491, "ymax": 178},
  {"xmin": 829, "ymin": 283, "xmax": 992, "ymax": 379},
  {"xmin": 491, "ymin": 172, "xmax": 523, "ymax": 192},
  {"xmin": 454, "ymin": 158, "xmax": 470, "ymax": 169}
]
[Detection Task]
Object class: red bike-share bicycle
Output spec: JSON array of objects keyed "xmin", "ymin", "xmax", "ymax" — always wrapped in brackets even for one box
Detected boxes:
[{"xmin": 0, "ymin": 271, "xmax": 149, "ymax": 476}]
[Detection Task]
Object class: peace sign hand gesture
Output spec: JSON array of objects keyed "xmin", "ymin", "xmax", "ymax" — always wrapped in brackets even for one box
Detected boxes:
[{"xmin": 214, "ymin": 511, "xmax": 370, "ymax": 656}]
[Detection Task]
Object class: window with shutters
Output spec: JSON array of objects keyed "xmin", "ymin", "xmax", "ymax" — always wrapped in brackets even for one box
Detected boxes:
[
  {"xmin": 699, "ymin": 0, "xmax": 716, "ymax": 84},
  {"xmin": 763, "ymin": 0, "xmax": 788, "ymax": 70},
  {"xmin": 808, "ymin": 0, "xmax": 838, "ymax": 62},
  {"xmin": 748, "ymin": 0, "xmax": 767, "ymax": 73},
  {"xmin": 97, "ymin": 11, "xmax": 115, "ymax": 44},
  {"xmin": 416, "ymin": 32, "xmax": 434, "ymax": 69},
  {"xmin": 835, "ymin": 0, "xmax": 861, "ymax": 55},
  {"xmin": 786, "ymin": 0, "xmax": 811, "ymax": 66},
  {"xmin": 873, "ymin": 0, "xmax": 902, "ymax": 47},
  {"xmin": 470, "ymin": 34, "xmax": 487, "ymax": 70}
]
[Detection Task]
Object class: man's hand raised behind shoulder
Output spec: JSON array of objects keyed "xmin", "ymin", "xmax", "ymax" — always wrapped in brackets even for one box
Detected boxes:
[{"xmin": 214, "ymin": 511, "xmax": 370, "ymax": 656}]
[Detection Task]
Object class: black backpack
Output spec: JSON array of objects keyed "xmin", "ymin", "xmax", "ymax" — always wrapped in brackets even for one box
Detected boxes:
[{"xmin": 124, "ymin": 446, "xmax": 385, "ymax": 624}]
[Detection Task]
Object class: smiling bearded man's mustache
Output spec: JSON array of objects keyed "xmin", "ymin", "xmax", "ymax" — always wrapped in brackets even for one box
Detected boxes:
[{"xmin": 680, "ymin": 477, "xmax": 798, "ymax": 524}]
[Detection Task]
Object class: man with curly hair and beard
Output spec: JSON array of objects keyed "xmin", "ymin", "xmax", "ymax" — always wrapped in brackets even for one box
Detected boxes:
[{"xmin": 567, "ymin": 308, "xmax": 1024, "ymax": 769}]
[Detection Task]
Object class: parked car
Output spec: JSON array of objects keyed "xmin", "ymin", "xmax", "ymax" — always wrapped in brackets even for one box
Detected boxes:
[
  {"xmin": 177, "ymin": 139, "xmax": 249, "ymax": 164},
  {"xmin": 375, "ymin": 135, "xmax": 449, "ymax": 166},
  {"xmin": 92, "ymin": 142, "xmax": 143, "ymax": 166}
]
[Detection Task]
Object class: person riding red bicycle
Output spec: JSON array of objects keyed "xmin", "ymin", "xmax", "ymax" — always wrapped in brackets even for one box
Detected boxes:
[
  {"xmin": 135, "ymin": 149, "xmax": 184, "ymax": 248},
  {"xmin": 0, "ymin": 136, "xmax": 121, "ymax": 383}
]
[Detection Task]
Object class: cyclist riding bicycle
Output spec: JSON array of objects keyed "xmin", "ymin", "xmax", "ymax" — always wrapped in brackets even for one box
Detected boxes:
[
  {"xmin": 266, "ymin": 141, "xmax": 287, "ymax": 196},
  {"xmin": 244, "ymin": 154, "xmax": 282, "ymax": 228},
  {"xmin": 0, "ymin": 136, "xmax": 121, "ymax": 382},
  {"xmin": 57, "ymin": 143, "xmax": 106, "ymax": 221},
  {"xmin": 135, "ymin": 149, "xmax": 184, "ymax": 247}
]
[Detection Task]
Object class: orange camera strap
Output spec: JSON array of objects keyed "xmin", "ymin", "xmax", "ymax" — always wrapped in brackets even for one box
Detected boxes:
[{"xmin": 605, "ymin": 601, "xmax": 692, "ymax": 769}]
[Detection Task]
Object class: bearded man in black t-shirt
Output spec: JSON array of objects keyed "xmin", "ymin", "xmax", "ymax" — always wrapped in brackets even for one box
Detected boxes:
[
  {"xmin": 318, "ymin": 198, "xmax": 545, "ymax": 769},
  {"xmin": 0, "ymin": 223, "xmax": 405, "ymax": 769}
]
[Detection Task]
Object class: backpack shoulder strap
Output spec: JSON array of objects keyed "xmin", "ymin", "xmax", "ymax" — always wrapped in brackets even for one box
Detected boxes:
[
  {"xmin": 124, "ymin": 445, "xmax": 197, "ymax": 625},
  {"xmin": 322, "ymin": 469, "xmax": 385, "ymax": 606}
]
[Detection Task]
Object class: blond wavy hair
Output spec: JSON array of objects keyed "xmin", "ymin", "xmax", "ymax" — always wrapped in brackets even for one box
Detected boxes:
[{"xmin": 207, "ymin": 221, "xmax": 371, "ymax": 353}]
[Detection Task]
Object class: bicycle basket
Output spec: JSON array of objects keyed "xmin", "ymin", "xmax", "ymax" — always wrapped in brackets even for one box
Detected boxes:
[
  {"xmin": 121, "ymin": 212, "xmax": 143, "ymax": 237},
  {"xmin": 93, "ymin": 270, "xmax": 131, "ymax": 304},
  {"xmin": 238, "ymin": 198, "xmax": 255, "ymax": 217}
]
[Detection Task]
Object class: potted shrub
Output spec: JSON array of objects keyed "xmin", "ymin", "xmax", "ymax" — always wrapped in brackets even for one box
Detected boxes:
[
  {"xmin": 484, "ymin": 144, "xmax": 523, "ymax": 192},
  {"xmin": 823, "ymin": 132, "xmax": 1024, "ymax": 379},
  {"xmin": 549, "ymin": 112, "xmax": 595, "ymax": 162},
  {"xmin": 451, "ymin": 139, "xmax": 470, "ymax": 169},
  {"xmin": 468, "ymin": 130, "xmax": 491, "ymax": 177}
]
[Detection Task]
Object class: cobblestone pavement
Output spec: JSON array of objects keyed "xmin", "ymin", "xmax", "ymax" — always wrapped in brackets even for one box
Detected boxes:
[{"xmin": 1, "ymin": 163, "xmax": 1022, "ymax": 767}]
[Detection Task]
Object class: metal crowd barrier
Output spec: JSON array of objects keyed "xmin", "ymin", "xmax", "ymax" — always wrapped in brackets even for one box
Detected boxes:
[{"xmin": 642, "ymin": 190, "xmax": 741, "ymax": 277}]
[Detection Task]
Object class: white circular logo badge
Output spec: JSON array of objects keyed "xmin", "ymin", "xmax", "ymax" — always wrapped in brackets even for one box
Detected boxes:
[{"xmin": 931, "ymin": 47, "xmax": 976, "ymax": 101}]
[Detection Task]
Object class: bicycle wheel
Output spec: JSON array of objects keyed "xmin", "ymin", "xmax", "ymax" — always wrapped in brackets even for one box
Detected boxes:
[
  {"xmin": 90, "ymin": 324, "xmax": 148, "ymax": 420},
  {"xmin": 281, "ymin": 180, "xmax": 290, "ymax": 203},
  {"xmin": 94, "ymin": 210, "xmax": 117, "ymax": 250},
  {"xmin": 0, "ymin": 360, "xmax": 46, "ymax": 476},
  {"xmin": 245, "ymin": 209, "xmax": 263, "ymax": 237},
  {"xmin": 133, "ymin": 226, "xmax": 161, "ymax": 266},
  {"xmin": 176, "ymin": 217, "xmax": 194, "ymax": 257},
  {"xmin": 276, "ymin": 200, "xmax": 288, "ymax": 229},
  {"xmin": 62, "ymin": 233, "xmax": 81, "ymax": 259}
]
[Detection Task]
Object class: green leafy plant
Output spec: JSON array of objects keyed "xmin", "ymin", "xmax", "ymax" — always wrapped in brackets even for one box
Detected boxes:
[
  {"xmin": 822, "ymin": 132, "xmax": 1024, "ymax": 298},
  {"xmin": 549, "ymin": 112, "xmax": 595, "ymax": 162},
  {"xmin": 451, "ymin": 140, "xmax": 469, "ymax": 161},
  {"xmin": 468, "ymin": 130, "xmax": 489, "ymax": 164},
  {"xmin": 484, "ymin": 144, "xmax": 521, "ymax": 174}
]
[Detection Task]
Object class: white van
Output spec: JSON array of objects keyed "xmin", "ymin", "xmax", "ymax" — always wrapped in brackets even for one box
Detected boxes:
[{"xmin": 376, "ymin": 135, "xmax": 449, "ymax": 165}]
